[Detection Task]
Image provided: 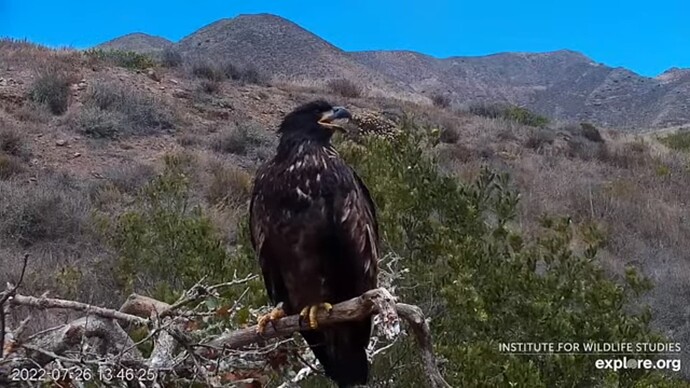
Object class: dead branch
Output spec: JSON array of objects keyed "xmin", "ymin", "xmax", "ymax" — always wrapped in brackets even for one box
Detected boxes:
[
  {"xmin": 9, "ymin": 294, "xmax": 148, "ymax": 326},
  {"xmin": 1, "ymin": 284, "xmax": 451, "ymax": 387}
]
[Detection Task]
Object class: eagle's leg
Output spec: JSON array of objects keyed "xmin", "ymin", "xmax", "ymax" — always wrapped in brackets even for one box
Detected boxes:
[
  {"xmin": 256, "ymin": 302, "xmax": 286, "ymax": 334},
  {"xmin": 299, "ymin": 303, "xmax": 333, "ymax": 330}
]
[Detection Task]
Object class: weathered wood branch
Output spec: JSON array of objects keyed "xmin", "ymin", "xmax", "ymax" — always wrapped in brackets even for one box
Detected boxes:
[
  {"xmin": 10, "ymin": 294, "xmax": 148, "ymax": 326},
  {"xmin": 1, "ymin": 286, "xmax": 451, "ymax": 387}
]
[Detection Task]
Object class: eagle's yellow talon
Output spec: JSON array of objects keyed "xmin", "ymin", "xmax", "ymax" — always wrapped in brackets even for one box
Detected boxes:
[
  {"xmin": 256, "ymin": 306, "xmax": 286, "ymax": 334},
  {"xmin": 300, "ymin": 303, "xmax": 333, "ymax": 330}
]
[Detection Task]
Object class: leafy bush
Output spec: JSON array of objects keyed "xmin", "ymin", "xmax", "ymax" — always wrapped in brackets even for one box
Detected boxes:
[
  {"xmin": 333, "ymin": 125, "xmax": 680, "ymax": 387},
  {"xmin": 431, "ymin": 93, "xmax": 452, "ymax": 108},
  {"xmin": 326, "ymin": 78, "xmax": 362, "ymax": 98},
  {"xmin": 470, "ymin": 103, "xmax": 549, "ymax": 127},
  {"xmin": 107, "ymin": 154, "xmax": 264, "ymax": 303},
  {"xmin": 503, "ymin": 106, "xmax": 549, "ymax": 127},
  {"xmin": 28, "ymin": 70, "xmax": 72, "ymax": 115},
  {"xmin": 85, "ymin": 49, "xmax": 156, "ymax": 70}
]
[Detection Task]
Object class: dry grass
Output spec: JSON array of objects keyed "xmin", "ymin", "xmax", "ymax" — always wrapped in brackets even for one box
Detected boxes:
[
  {"xmin": 69, "ymin": 80, "xmax": 175, "ymax": 138},
  {"xmin": 28, "ymin": 69, "xmax": 73, "ymax": 115},
  {"xmin": 326, "ymin": 78, "xmax": 362, "ymax": 98},
  {"xmin": 204, "ymin": 160, "xmax": 252, "ymax": 208},
  {"xmin": 431, "ymin": 93, "xmax": 451, "ymax": 108}
]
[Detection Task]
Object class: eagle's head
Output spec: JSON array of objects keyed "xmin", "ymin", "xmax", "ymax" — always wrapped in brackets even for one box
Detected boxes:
[{"xmin": 278, "ymin": 100, "xmax": 352, "ymax": 143}]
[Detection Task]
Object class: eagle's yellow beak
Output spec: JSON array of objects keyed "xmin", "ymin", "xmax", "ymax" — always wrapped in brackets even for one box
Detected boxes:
[{"xmin": 319, "ymin": 106, "xmax": 352, "ymax": 132}]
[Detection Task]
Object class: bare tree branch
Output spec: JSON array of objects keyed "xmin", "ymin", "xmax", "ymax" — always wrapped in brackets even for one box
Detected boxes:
[
  {"xmin": 8, "ymin": 294, "xmax": 149, "ymax": 326},
  {"xmin": 1, "ymin": 282, "xmax": 451, "ymax": 387}
]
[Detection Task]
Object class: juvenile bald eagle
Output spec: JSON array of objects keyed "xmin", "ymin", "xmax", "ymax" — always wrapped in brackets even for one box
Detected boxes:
[{"xmin": 249, "ymin": 100, "xmax": 379, "ymax": 387}]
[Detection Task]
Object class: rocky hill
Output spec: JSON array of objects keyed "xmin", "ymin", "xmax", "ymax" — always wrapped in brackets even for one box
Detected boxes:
[
  {"xmin": 97, "ymin": 32, "xmax": 173, "ymax": 54},
  {"xmin": 95, "ymin": 14, "xmax": 690, "ymax": 130}
]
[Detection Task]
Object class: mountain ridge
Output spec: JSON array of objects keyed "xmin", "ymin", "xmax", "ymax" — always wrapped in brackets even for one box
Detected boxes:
[{"xmin": 96, "ymin": 14, "xmax": 690, "ymax": 130}]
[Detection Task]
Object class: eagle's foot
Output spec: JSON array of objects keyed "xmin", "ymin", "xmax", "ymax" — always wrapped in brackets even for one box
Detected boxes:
[
  {"xmin": 256, "ymin": 304, "xmax": 286, "ymax": 334},
  {"xmin": 299, "ymin": 302, "xmax": 333, "ymax": 330}
]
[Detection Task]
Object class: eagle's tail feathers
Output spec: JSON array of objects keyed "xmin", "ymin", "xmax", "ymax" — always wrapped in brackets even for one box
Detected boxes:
[{"xmin": 301, "ymin": 318, "xmax": 372, "ymax": 387}]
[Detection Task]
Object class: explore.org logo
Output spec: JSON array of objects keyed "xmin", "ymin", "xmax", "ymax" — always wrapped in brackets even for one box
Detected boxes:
[{"xmin": 498, "ymin": 342, "xmax": 682, "ymax": 372}]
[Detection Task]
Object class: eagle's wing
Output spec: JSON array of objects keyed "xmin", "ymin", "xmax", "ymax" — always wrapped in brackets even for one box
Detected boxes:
[
  {"xmin": 249, "ymin": 176, "xmax": 283, "ymax": 306},
  {"xmin": 333, "ymin": 167, "xmax": 379, "ymax": 287}
]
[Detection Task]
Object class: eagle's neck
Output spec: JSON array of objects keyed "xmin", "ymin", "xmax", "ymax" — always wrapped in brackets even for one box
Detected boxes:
[{"xmin": 275, "ymin": 136, "xmax": 335, "ymax": 163}]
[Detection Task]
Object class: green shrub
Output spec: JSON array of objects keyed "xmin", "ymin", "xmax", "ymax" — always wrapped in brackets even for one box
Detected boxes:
[
  {"xmin": 107, "ymin": 155, "xmax": 264, "ymax": 302},
  {"xmin": 331, "ymin": 125, "xmax": 681, "ymax": 387},
  {"xmin": 503, "ymin": 106, "xmax": 549, "ymax": 127},
  {"xmin": 659, "ymin": 130, "xmax": 690, "ymax": 152},
  {"xmin": 28, "ymin": 70, "xmax": 72, "ymax": 115},
  {"xmin": 85, "ymin": 48, "xmax": 156, "ymax": 70},
  {"xmin": 470, "ymin": 103, "xmax": 549, "ymax": 127}
]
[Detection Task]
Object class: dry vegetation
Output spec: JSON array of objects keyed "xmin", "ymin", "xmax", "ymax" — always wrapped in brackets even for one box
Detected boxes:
[{"xmin": 1, "ymin": 40, "xmax": 690, "ymax": 385}]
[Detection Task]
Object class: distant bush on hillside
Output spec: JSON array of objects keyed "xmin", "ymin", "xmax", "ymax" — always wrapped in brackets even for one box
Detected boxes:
[
  {"xmin": 187, "ymin": 59, "xmax": 269, "ymax": 85},
  {"xmin": 659, "ymin": 129, "xmax": 690, "ymax": 152},
  {"xmin": 0, "ymin": 173, "xmax": 92, "ymax": 247},
  {"xmin": 28, "ymin": 69, "xmax": 72, "ymax": 115},
  {"xmin": 580, "ymin": 122, "xmax": 604, "ymax": 143},
  {"xmin": 160, "ymin": 47, "xmax": 183, "ymax": 68},
  {"xmin": 326, "ymin": 78, "xmax": 362, "ymax": 98},
  {"xmin": 470, "ymin": 103, "xmax": 549, "ymax": 127},
  {"xmin": 69, "ymin": 81, "xmax": 174, "ymax": 138},
  {"xmin": 211, "ymin": 122, "xmax": 269, "ymax": 156},
  {"xmin": 84, "ymin": 48, "xmax": 156, "ymax": 70},
  {"xmin": 431, "ymin": 93, "xmax": 452, "ymax": 108}
]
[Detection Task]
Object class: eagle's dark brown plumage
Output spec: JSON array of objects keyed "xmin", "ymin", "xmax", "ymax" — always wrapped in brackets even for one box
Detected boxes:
[{"xmin": 249, "ymin": 100, "xmax": 379, "ymax": 387}]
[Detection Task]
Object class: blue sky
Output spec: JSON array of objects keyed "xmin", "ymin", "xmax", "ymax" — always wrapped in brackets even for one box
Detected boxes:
[{"xmin": 1, "ymin": 0, "xmax": 688, "ymax": 77}]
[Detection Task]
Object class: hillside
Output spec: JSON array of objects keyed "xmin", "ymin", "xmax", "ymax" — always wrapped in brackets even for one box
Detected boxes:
[
  {"xmin": 97, "ymin": 32, "xmax": 174, "ymax": 54},
  {"xmin": 176, "ymin": 14, "xmax": 407, "ymax": 97},
  {"xmin": 97, "ymin": 14, "xmax": 690, "ymax": 130}
]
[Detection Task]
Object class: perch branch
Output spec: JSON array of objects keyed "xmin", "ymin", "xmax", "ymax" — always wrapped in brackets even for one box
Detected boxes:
[{"xmin": 196, "ymin": 288, "xmax": 451, "ymax": 388}]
